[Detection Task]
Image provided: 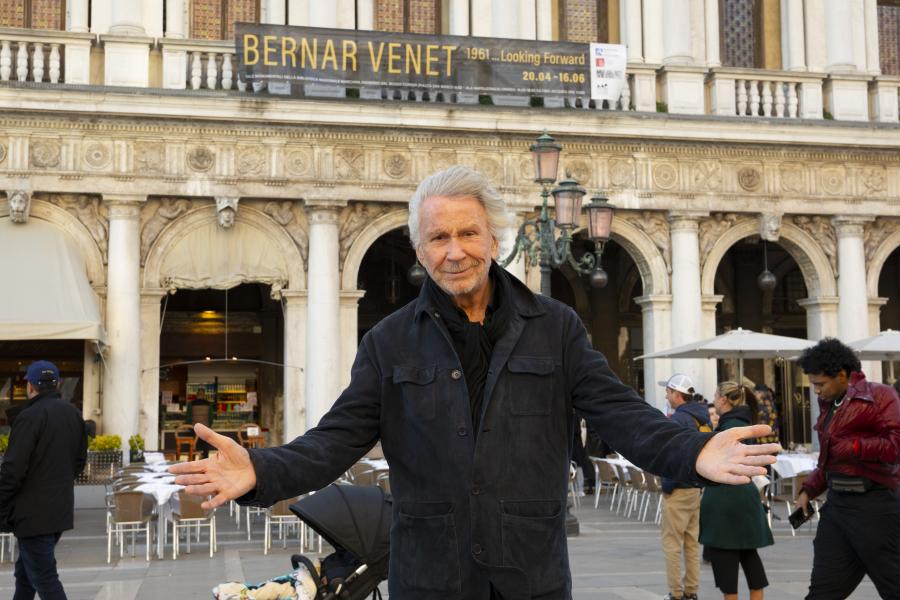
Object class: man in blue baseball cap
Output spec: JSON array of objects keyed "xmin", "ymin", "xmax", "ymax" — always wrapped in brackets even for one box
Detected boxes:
[{"xmin": 0, "ymin": 360, "xmax": 87, "ymax": 599}]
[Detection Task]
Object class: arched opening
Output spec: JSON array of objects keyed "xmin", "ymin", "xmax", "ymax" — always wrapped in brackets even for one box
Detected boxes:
[
  {"xmin": 877, "ymin": 246, "xmax": 900, "ymax": 381},
  {"xmin": 714, "ymin": 237, "xmax": 809, "ymax": 447},
  {"xmin": 356, "ymin": 228, "xmax": 419, "ymax": 341}
]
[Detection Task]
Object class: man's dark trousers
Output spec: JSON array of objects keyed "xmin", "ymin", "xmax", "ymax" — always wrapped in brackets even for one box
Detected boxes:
[
  {"xmin": 13, "ymin": 532, "xmax": 66, "ymax": 600},
  {"xmin": 806, "ymin": 488, "xmax": 900, "ymax": 599}
]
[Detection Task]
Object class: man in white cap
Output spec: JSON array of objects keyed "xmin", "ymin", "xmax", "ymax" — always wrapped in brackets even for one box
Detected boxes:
[{"xmin": 659, "ymin": 374, "xmax": 711, "ymax": 600}]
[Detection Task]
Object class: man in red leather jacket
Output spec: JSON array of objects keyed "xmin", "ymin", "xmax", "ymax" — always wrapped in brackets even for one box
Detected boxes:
[{"xmin": 795, "ymin": 338, "xmax": 900, "ymax": 599}]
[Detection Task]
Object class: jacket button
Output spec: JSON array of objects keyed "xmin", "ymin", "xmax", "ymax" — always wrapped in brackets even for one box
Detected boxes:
[
  {"xmin": 472, "ymin": 487, "xmax": 481, "ymax": 496},
  {"xmin": 451, "ymin": 369, "xmax": 462, "ymax": 380},
  {"xmin": 457, "ymin": 427, "xmax": 468, "ymax": 437},
  {"xmin": 472, "ymin": 543, "xmax": 483, "ymax": 555}
]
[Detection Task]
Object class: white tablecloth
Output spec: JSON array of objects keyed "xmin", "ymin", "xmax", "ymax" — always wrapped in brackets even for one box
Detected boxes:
[
  {"xmin": 134, "ymin": 482, "xmax": 184, "ymax": 559},
  {"xmin": 774, "ymin": 452, "xmax": 818, "ymax": 478}
]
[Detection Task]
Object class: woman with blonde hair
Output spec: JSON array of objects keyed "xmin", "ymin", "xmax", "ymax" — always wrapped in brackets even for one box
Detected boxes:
[{"xmin": 700, "ymin": 381, "xmax": 773, "ymax": 600}]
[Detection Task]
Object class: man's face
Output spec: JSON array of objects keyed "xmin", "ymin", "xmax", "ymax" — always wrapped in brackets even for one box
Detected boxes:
[
  {"xmin": 415, "ymin": 195, "xmax": 498, "ymax": 300},
  {"xmin": 808, "ymin": 371, "xmax": 849, "ymax": 402},
  {"xmin": 665, "ymin": 387, "xmax": 683, "ymax": 410}
]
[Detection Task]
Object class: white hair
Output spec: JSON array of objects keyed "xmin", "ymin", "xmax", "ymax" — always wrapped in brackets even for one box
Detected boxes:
[{"xmin": 407, "ymin": 165, "xmax": 512, "ymax": 248}]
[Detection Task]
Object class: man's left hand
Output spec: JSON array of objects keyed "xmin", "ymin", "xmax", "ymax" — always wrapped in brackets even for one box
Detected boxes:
[{"xmin": 695, "ymin": 424, "xmax": 781, "ymax": 485}]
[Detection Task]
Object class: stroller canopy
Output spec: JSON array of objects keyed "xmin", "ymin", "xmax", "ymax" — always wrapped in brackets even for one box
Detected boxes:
[{"xmin": 290, "ymin": 484, "xmax": 392, "ymax": 566}]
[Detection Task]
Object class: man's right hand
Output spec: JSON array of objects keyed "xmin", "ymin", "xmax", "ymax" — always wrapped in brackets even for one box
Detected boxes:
[
  {"xmin": 794, "ymin": 489, "xmax": 811, "ymax": 514},
  {"xmin": 169, "ymin": 424, "xmax": 257, "ymax": 510}
]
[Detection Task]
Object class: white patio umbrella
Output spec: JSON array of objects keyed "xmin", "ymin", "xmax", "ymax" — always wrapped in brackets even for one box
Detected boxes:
[
  {"xmin": 847, "ymin": 329, "xmax": 900, "ymax": 382},
  {"xmin": 636, "ymin": 327, "xmax": 816, "ymax": 384}
]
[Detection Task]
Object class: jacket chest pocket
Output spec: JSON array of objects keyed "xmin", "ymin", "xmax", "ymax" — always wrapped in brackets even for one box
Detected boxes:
[
  {"xmin": 507, "ymin": 356, "xmax": 555, "ymax": 416},
  {"xmin": 393, "ymin": 365, "xmax": 437, "ymax": 420}
]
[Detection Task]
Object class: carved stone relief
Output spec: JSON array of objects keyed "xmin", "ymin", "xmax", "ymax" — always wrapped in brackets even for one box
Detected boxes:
[
  {"xmin": 236, "ymin": 148, "xmax": 264, "ymax": 176},
  {"xmin": 759, "ymin": 213, "xmax": 782, "ymax": 242},
  {"xmin": 264, "ymin": 200, "xmax": 309, "ymax": 265},
  {"xmin": 216, "ymin": 197, "xmax": 239, "ymax": 229},
  {"xmin": 860, "ymin": 166, "xmax": 886, "ymax": 194},
  {"xmin": 820, "ymin": 166, "xmax": 845, "ymax": 196},
  {"xmin": 335, "ymin": 148, "xmax": 365, "ymax": 180},
  {"xmin": 7, "ymin": 190, "xmax": 31, "ymax": 223},
  {"xmin": 699, "ymin": 213, "xmax": 739, "ymax": 269},
  {"xmin": 83, "ymin": 142, "xmax": 112, "ymax": 170},
  {"xmin": 134, "ymin": 142, "xmax": 165, "ymax": 174},
  {"xmin": 383, "ymin": 152, "xmax": 410, "ymax": 179},
  {"xmin": 563, "ymin": 158, "xmax": 591, "ymax": 186},
  {"xmin": 864, "ymin": 218, "xmax": 900, "ymax": 264},
  {"xmin": 651, "ymin": 162, "xmax": 678, "ymax": 190},
  {"xmin": 187, "ymin": 146, "xmax": 214, "ymax": 172},
  {"xmin": 738, "ymin": 166, "xmax": 762, "ymax": 192},
  {"xmin": 284, "ymin": 149, "xmax": 312, "ymax": 177},
  {"xmin": 608, "ymin": 157, "xmax": 635, "ymax": 188},
  {"xmin": 338, "ymin": 202, "xmax": 394, "ymax": 268},
  {"xmin": 780, "ymin": 164, "xmax": 804, "ymax": 193},
  {"xmin": 0, "ymin": 142, "xmax": 6, "ymax": 164},
  {"xmin": 474, "ymin": 157, "xmax": 501, "ymax": 182},
  {"xmin": 621, "ymin": 210, "xmax": 671, "ymax": 274},
  {"xmin": 792, "ymin": 215, "xmax": 837, "ymax": 275},
  {"xmin": 30, "ymin": 140, "xmax": 60, "ymax": 169},
  {"xmin": 53, "ymin": 195, "xmax": 109, "ymax": 260},
  {"xmin": 140, "ymin": 198, "xmax": 192, "ymax": 264},
  {"xmin": 431, "ymin": 151, "xmax": 456, "ymax": 175},
  {"xmin": 691, "ymin": 161, "xmax": 722, "ymax": 191}
]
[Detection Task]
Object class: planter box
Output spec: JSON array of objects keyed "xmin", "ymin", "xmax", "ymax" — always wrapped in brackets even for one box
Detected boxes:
[{"xmin": 76, "ymin": 450, "xmax": 123, "ymax": 485}]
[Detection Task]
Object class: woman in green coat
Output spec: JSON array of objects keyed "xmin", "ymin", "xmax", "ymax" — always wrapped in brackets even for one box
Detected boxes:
[{"xmin": 700, "ymin": 381, "xmax": 774, "ymax": 600}]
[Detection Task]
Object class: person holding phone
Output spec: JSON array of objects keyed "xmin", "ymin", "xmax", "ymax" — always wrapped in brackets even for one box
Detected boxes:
[
  {"xmin": 795, "ymin": 338, "xmax": 900, "ymax": 599},
  {"xmin": 700, "ymin": 381, "xmax": 773, "ymax": 600}
]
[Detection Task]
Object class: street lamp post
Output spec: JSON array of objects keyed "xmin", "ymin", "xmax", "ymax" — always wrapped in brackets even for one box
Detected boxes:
[{"xmin": 500, "ymin": 131, "xmax": 616, "ymax": 294}]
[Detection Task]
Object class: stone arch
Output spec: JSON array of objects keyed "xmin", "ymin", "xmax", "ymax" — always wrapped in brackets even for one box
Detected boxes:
[
  {"xmin": 609, "ymin": 217, "xmax": 671, "ymax": 296},
  {"xmin": 1, "ymin": 196, "xmax": 106, "ymax": 286},
  {"xmin": 618, "ymin": 263, "xmax": 642, "ymax": 313},
  {"xmin": 867, "ymin": 229, "xmax": 900, "ymax": 298},
  {"xmin": 143, "ymin": 205, "xmax": 305, "ymax": 290},
  {"xmin": 701, "ymin": 219, "xmax": 836, "ymax": 299},
  {"xmin": 341, "ymin": 209, "xmax": 410, "ymax": 290}
]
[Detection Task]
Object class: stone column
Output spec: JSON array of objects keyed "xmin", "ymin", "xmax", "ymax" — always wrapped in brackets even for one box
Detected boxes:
[
  {"xmin": 82, "ymin": 340, "xmax": 101, "ymax": 423},
  {"xmin": 139, "ymin": 290, "xmax": 165, "ymax": 450},
  {"xmin": 701, "ymin": 294, "xmax": 723, "ymax": 396},
  {"xmin": 450, "ymin": 0, "xmax": 471, "ymax": 35},
  {"xmin": 309, "ymin": 1, "xmax": 338, "ymax": 27},
  {"xmin": 824, "ymin": 0, "xmax": 855, "ymax": 72},
  {"xmin": 867, "ymin": 298, "xmax": 888, "ymax": 382},
  {"xmin": 304, "ymin": 205, "xmax": 342, "ymax": 431},
  {"xmin": 619, "ymin": 0, "xmax": 643, "ymax": 61},
  {"xmin": 357, "ymin": 0, "xmax": 375, "ymax": 30},
  {"xmin": 804, "ymin": 0, "xmax": 827, "ymax": 72},
  {"xmin": 471, "ymin": 0, "xmax": 492, "ymax": 37},
  {"xmin": 519, "ymin": 0, "xmax": 536, "ymax": 39},
  {"xmin": 668, "ymin": 212, "xmax": 706, "ymax": 389},
  {"xmin": 834, "ymin": 217, "xmax": 872, "ymax": 342},
  {"xmin": 340, "ymin": 291, "xmax": 366, "ymax": 391},
  {"xmin": 662, "ymin": 0, "xmax": 692, "ymax": 65},
  {"xmin": 704, "ymin": 0, "xmax": 720, "ymax": 67},
  {"xmin": 642, "ymin": 0, "xmax": 664, "ymax": 64},
  {"xmin": 109, "ymin": 1, "xmax": 145, "ymax": 35},
  {"xmin": 262, "ymin": 0, "xmax": 287, "ymax": 24},
  {"xmin": 164, "ymin": 0, "xmax": 185, "ymax": 38},
  {"xmin": 102, "ymin": 196, "xmax": 143, "ymax": 450},
  {"xmin": 798, "ymin": 294, "xmax": 839, "ymax": 448},
  {"xmin": 491, "ymin": 0, "xmax": 516, "ymax": 38},
  {"xmin": 635, "ymin": 295, "xmax": 673, "ymax": 413},
  {"xmin": 781, "ymin": 0, "xmax": 806, "ymax": 70},
  {"xmin": 67, "ymin": 0, "xmax": 89, "ymax": 32},
  {"xmin": 282, "ymin": 291, "xmax": 307, "ymax": 443},
  {"xmin": 863, "ymin": 0, "xmax": 880, "ymax": 74},
  {"xmin": 535, "ymin": 0, "xmax": 552, "ymax": 40}
]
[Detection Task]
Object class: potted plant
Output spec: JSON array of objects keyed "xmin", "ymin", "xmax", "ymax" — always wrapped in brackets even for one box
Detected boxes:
[
  {"xmin": 128, "ymin": 434, "xmax": 144, "ymax": 463},
  {"xmin": 80, "ymin": 434, "xmax": 123, "ymax": 484}
]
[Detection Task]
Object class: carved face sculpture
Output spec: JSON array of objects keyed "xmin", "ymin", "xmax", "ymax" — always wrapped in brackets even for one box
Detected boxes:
[
  {"xmin": 8, "ymin": 191, "xmax": 29, "ymax": 223},
  {"xmin": 760, "ymin": 213, "xmax": 782, "ymax": 242},
  {"xmin": 218, "ymin": 207, "xmax": 235, "ymax": 229}
]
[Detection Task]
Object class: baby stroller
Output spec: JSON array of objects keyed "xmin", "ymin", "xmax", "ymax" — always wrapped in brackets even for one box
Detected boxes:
[{"xmin": 289, "ymin": 483, "xmax": 392, "ymax": 600}]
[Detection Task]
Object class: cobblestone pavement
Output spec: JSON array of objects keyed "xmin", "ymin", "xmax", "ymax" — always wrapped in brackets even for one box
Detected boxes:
[{"xmin": 0, "ymin": 492, "xmax": 879, "ymax": 599}]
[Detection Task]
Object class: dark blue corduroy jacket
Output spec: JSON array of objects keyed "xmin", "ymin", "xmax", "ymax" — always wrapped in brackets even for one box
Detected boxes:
[{"xmin": 240, "ymin": 270, "xmax": 714, "ymax": 600}]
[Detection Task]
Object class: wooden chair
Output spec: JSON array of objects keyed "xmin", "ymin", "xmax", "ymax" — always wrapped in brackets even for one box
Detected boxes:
[
  {"xmin": 589, "ymin": 458, "xmax": 620, "ymax": 510},
  {"xmin": 174, "ymin": 424, "xmax": 197, "ymax": 461},
  {"xmin": 107, "ymin": 491, "xmax": 155, "ymax": 563},
  {"xmin": 237, "ymin": 423, "xmax": 265, "ymax": 449}
]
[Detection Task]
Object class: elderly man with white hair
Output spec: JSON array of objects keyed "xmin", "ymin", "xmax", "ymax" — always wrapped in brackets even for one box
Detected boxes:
[{"xmin": 173, "ymin": 166, "xmax": 780, "ymax": 600}]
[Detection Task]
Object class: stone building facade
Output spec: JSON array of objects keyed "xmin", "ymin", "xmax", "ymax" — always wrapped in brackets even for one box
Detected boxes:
[{"xmin": 0, "ymin": 0, "xmax": 898, "ymax": 450}]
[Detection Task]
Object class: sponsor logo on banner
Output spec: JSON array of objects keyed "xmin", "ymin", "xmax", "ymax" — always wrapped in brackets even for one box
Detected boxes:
[{"xmin": 589, "ymin": 43, "xmax": 627, "ymax": 102}]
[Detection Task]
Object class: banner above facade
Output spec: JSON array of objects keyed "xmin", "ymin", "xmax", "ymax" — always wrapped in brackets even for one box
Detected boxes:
[{"xmin": 236, "ymin": 23, "xmax": 625, "ymax": 100}]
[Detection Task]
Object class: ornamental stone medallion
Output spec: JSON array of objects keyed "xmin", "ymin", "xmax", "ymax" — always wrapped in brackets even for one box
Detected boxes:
[
  {"xmin": 608, "ymin": 157, "xmax": 635, "ymax": 188},
  {"xmin": 564, "ymin": 159, "xmax": 592, "ymax": 186},
  {"xmin": 0, "ymin": 142, "xmax": 6, "ymax": 165},
  {"xmin": 475, "ymin": 157, "xmax": 501, "ymax": 182},
  {"xmin": 236, "ymin": 148, "xmax": 265, "ymax": 176},
  {"xmin": 738, "ymin": 167, "xmax": 762, "ymax": 192},
  {"xmin": 335, "ymin": 148, "xmax": 365, "ymax": 180},
  {"xmin": 518, "ymin": 157, "xmax": 534, "ymax": 182},
  {"xmin": 284, "ymin": 149, "xmax": 312, "ymax": 177},
  {"xmin": 860, "ymin": 166, "xmax": 886, "ymax": 194},
  {"xmin": 134, "ymin": 143, "xmax": 164, "ymax": 174},
  {"xmin": 780, "ymin": 164, "xmax": 804, "ymax": 193},
  {"xmin": 83, "ymin": 142, "xmax": 112, "ymax": 170},
  {"xmin": 383, "ymin": 152, "xmax": 410, "ymax": 179},
  {"xmin": 30, "ymin": 140, "xmax": 60, "ymax": 169},
  {"xmin": 187, "ymin": 146, "xmax": 214, "ymax": 172},
  {"xmin": 431, "ymin": 152, "xmax": 456, "ymax": 175},
  {"xmin": 691, "ymin": 161, "xmax": 722, "ymax": 191},
  {"xmin": 820, "ymin": 166, "xmax": 844, "ymax": 195},
  {"xmin": 652, "ymin": 162, "xmax": 678, "ymax": 190}
]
